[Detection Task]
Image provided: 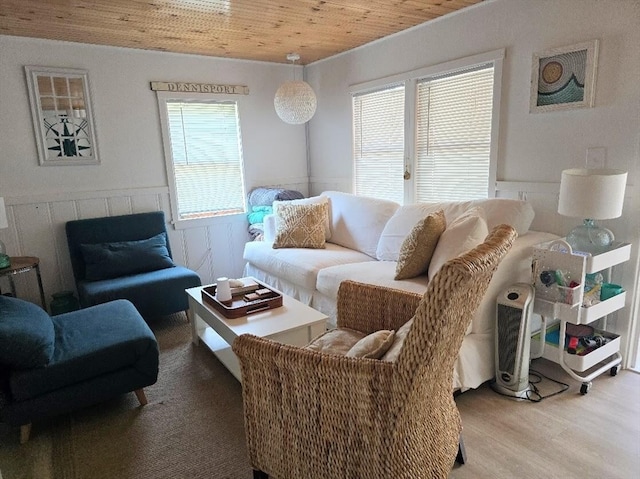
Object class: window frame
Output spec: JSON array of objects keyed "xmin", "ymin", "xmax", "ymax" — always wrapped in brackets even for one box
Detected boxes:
[
  {"xmin": 349, "ymin": 49, "xmax": 504, "ymax": 204},
  {"xmin": 157, "ymin": 91, "xmax": 247, "ymax": 229}
]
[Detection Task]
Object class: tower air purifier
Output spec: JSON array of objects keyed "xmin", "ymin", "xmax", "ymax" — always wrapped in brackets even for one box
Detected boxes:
[{"xmin": 493, "ymin": 283, "xmax": 535, "ymax": 399}]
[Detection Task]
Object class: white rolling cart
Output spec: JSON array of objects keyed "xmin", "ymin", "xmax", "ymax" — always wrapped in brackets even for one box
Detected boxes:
[{"xmin": 530, "ymin": 239, "xmax": 631, "ymax": 394}]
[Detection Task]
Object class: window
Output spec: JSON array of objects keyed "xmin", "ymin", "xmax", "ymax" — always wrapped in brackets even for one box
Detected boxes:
[
  {"xmin": 158, "ymin": 94, "xmax": 246, "ymax": 226},
  {"xmin": 415, "ymin": 66, "xmax": 495, "ymax": 202},
  {"xmin": 351, "ymin": 50, "xmax": 503, "ymax": 204},
  {"xmin": 353, "ymin": 85, "xmax": 405, "ymax": 204}
]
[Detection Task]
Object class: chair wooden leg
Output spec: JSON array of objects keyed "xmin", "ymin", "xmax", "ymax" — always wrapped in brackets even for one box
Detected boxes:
[
  {"xmin": 456, "ymin": 435, "xmax": 467, "ymax": 465},
  {"xmin": 253, "ymin": 470, "xmax": 268, "ymax": 479},
  {"xmin": 134, "ymin": 388, "xmax": 148, "ymax": 406},
  {"xmin": 20, "ymin": 423, "xmax": 32, "ymax": 444}
]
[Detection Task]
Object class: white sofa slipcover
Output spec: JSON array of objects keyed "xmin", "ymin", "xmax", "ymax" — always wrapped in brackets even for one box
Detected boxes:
[{"xmin": 243, "ymin": 191, "xmax": 557, "ymax": 390}]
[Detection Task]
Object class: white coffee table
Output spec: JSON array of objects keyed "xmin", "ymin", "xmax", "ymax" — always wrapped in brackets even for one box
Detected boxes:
[{"xmin": 186, "ymin": 281, "xmax": 328, "ymax": 381}]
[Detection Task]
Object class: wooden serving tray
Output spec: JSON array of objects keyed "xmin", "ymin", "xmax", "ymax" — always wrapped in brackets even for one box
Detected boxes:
[{"xmin": 201, "ymin": 280, "xmax": 283, "ymax": 319}]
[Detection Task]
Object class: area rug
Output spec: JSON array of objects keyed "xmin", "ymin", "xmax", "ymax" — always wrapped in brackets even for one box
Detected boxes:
[{"xmin": 0, "ymin": 313, "xmax": 252, "ymax": 479}]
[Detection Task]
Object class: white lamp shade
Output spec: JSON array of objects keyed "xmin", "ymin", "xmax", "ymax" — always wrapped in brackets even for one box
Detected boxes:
[
  {"xmin": 274, "ymin": 80, "xmax": 317, "ymax": 124},
  {"xmin": 0, "ymin": 197, "xmax": 8, "ymax": 229},
  {"xmin": 558, "ymin": 168, "xmax": 627, "ymax": 219}
]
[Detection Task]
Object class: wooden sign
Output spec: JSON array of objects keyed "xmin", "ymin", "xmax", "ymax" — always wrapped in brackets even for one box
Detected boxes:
[{"xmin": 150, "ymin": 81, "xmax": 249, "ymax": 95}]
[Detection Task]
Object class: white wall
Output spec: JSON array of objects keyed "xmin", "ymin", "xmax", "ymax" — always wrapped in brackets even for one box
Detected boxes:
[
  {"xmin": 0, "ymin": 35, "xmax": 309, "ymax": 305},
  {"xmin": 306, "ymin": 0, "xmax": 640, "ymax": 362},
  {"xmin": 0, "ymin": 35, "xmax": 308, "ymax": 196}
]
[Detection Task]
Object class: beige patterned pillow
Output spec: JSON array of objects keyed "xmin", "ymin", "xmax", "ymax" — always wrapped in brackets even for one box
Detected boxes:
[
  {"xmin": 346, "ymin": 329, "xmax": 395, "ymax": 359},
  {"xmin": 394, "ymin": 210, "xmax": 446, "ymax": 280},
  {"xmin": 273, "ymin": 202, "xmax": 327, "ymax": 249}
]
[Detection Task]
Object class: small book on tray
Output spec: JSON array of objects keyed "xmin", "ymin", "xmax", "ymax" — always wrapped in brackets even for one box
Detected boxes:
[{"xmin": 229, "ymin": 278, "xmax": 260, "ymax": 296}]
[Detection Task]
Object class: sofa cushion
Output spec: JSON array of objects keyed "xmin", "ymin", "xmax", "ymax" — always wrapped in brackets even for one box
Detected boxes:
[
  {"xmin": 394, "ymin": 210, "xmax": 446, "ymax": 280},
  {"xmin": 376, "ymin": 198, "xmax": 534, "ymax": 261},
  {"xmin": 321, "ymin": 191, "xmax": 399, "ymax": 258},
  {"xmin": 316, "ymin": 261, "xmax": 429, "ymax": 300},
  {"xmin": 0, "ymin": 296, "xmax": 55, "ymax": 369},
  {"xmin": 305, "ymin": 328, "xmax": 366, "ymax": 355},
  {"xmin": 428, "ymin": 206, "xmax": 489, "ymax": 280},
  {"xmin": 244, "ymin": 241, "xmax": 375, "ymax": 291},
  {"xmin": 80, "ymin": 232, "xmax": 175, "ymax": 281},
  {"xmin": 346, "ymin": 330, "xmax": 395, "ymax": 359},
  {"xmin": 77, "ymin": 266, "xmax": 200, "ymax": 318},
  {"xmin": 273, "ymin": 195, "xmax": 331, "ymax": 240},
  {"xmin": 273, "ymin": 202, "xmax": 327, "ymax": 249},
  {"xmin": 9, "ymin": 299, "xmax": 157, "ymax": 401}
]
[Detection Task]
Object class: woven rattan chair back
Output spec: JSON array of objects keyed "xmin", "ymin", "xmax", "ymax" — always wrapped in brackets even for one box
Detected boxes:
[{"xmin": 233, "ymin": 224, "xmax": 517, "ymax": 479}]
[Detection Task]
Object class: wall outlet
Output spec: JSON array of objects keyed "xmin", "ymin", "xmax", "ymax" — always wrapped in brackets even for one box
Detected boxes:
[{"xmin": 586, "ymin": 147, "xmax": 606, "ymax": 169}]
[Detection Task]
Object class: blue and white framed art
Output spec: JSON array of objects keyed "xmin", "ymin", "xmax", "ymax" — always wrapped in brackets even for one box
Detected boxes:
[
  {"xmin": 25, "ymin": 66, "xmax": 99, "ymax": 165},
  {"xmin": 530, "ymin": 40, "xmax": 599, "ymax": 113}
]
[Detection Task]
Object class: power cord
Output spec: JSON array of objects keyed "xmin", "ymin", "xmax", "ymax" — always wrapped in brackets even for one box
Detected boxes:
[
  {"xmin": 524, "ymin": 369, "xmax": 570, "ymax": 402},
  {"xmin": 490, "ymin": 369, "xmax": 570, "ymax": 402}
]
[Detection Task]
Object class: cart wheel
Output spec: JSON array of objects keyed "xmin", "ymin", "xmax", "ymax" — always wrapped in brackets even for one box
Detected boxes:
[
  {"xmin": 610, "ymin": 366, "xmax": 618, "ymax": 376},
  {"xmin": 580, "ymin": 382, "xmax": 591, "ymax": 395}
]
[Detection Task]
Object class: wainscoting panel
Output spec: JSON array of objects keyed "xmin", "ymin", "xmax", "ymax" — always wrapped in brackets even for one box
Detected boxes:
[
  {"xmin": 49, "ymin": 200, "xmax": 82, "ymax": 295},
  {"xmin": 0, "ymin": 187, "xmax": 252, "ymax": 313}
]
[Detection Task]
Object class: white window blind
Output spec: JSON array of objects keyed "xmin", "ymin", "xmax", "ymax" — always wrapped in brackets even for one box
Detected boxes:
[
  {"xmin": 415, "ymin": 66, "xmax": 494, "ymax": 202},
  {"xmin": 353, "ymin": 85, "xmax": 405, "ymax": 204},
  {"xmin": 165, "ymin": 100, "xmax": 245, "ymax": 220}
]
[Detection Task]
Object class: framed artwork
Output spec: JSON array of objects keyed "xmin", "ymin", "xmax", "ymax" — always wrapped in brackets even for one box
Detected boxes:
[
  {"xmin": 25, "ymin": 66, "xmax": 99, "ymax": 165},
  {"xmin": 530, "ymin": 40, "xmax": 599, "ymax": 113}
]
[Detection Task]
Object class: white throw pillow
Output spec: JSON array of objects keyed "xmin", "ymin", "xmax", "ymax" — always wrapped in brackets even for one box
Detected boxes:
[
  {"xmin": 273, "ymin": 195, "xmax": 331, "ymax": 240},
  {"xmin": 321, "ymin": 191, "xmax": 399, "ymax": 258},
  {"xmin": 376, "ymin": 203, "xmax": 445, "ymax": 261},
  {"xmin": 428, "ymin": 206, "xmax": 489, "ymax": 280},
  {"xmin": 376, "ymin": 198, "xmax": 533, "ymax": 261},
  {"xmin": 471, "ymin": 199, "xmax": 534, "ymax": 235}
]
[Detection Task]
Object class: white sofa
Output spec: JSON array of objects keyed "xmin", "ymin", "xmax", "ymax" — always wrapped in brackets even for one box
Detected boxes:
[{"xmin": 243, "ymin": 191, "xmax": 557, "ymax": 390}]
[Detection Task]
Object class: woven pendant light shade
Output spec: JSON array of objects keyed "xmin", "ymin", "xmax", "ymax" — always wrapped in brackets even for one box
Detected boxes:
[
  {"xmin": 274, "ymin": 80, "xmax": 317, "ymax": 124},
  {"xmin": 274, "ymin": 53, "xmax": 317, "ymax": 124}
]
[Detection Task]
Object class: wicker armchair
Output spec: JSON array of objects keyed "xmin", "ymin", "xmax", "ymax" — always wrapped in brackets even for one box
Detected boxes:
[{"xmin": 232, "ymin": 224, "xmax": 517, "ymax": 479}]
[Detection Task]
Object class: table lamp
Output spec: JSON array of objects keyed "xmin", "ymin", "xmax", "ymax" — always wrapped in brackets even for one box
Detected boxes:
[
  {"xmin": 0, "ymin": 197, "xmax": 10, "ymax": 268},
  {"xmin": 557, "ymin": 168, "xmax": 627, "ymax": 255}
]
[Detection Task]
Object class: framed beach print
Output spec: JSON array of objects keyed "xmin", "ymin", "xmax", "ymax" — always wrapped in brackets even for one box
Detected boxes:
[
  {"xmin": 25, "ymin": 66, "xmax": 99, "ymax": 165},
  {"xmin": 530, "ymin": 40, "xmax": 599, "ymax": 113}
]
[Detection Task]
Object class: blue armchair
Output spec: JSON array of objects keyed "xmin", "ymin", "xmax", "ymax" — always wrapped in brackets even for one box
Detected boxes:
[
  {"xmin": 0, "ymin": 295, "xmax": 159, "ymax": 443},
  {"xmin": 65, "ymin": 211, "xmax": 201, "ymax": 319}
]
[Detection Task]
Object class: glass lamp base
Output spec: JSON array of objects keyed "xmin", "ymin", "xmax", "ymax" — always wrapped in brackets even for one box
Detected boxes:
[{"xmin": 565, "ymin": 219, "xmax": 614, "ymax": 255}]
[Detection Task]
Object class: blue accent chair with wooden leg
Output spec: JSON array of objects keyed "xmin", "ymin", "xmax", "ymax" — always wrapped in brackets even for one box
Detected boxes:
[
  {"xmin": 65, "ymin": 211, "xmax": 201, "ymax": 320},
  {"xmin": 0, "ymin": 295, "xmax": 159, "ymax": 443}
]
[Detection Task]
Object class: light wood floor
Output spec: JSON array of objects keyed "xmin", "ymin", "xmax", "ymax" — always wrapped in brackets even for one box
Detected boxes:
[{"xmin": 450, "ymin": 358, "xmax": 640, "ymax": 479}]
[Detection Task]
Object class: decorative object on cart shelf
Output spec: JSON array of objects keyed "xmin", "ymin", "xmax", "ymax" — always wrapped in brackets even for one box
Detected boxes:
[
  {"xmin": 600, "ymin": 282, "xmax": 624, "ymax": 301},
  {"xmin": 531, "ymin": 239, "xmax": 587, "ymax": 316},
  {"xmin": 215, "ymin": 277, "xmax": 232, "ymax": 303},
  {"xmin": 0, "ymin": 197, "xmax": 9, "ymax": 269},
  {"xmin": 538, "ymin": 268, "xmax": 581, "ymax": 305},
  {"xmin": 274, "ymin": 53, "xmax": 317, "ymax": 124},
  {"xmin": 558, "ymin": 168, "xmax": 628, "ymax": 255},
  {"xmin": 582, "ymin": 272, "xmax": 603, "ymax": 307},
  {"xmin": 492, "ymin": 283, "xmax": 535, "ymax": 399},
  {"xmin": 50, "ymin": 290, "xmax": 80, "ymax": 316},
  {"xmin": 530, "ymin": 40, "xmax": 598, "ymax": 113},
  {"xmin": 565, "ymin": 323, "xmax": 594, "ymax": 354}
]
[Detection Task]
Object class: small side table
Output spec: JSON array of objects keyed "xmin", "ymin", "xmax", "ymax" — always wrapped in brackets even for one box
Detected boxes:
[{"xmin": 0, "ymin": 256, "xmax": 47, "ymax": 309}]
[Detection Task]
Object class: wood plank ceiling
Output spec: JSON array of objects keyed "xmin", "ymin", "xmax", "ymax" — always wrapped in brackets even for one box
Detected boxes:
[{"xmin": 0, "ymin": 0, "xmax": 483, "ymax": 64}]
